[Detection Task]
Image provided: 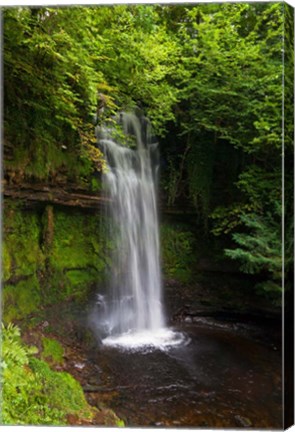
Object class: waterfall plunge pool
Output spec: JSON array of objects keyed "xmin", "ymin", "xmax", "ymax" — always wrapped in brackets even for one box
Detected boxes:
[
  {"xmin": 86, "ymin": 321, "xmax": 282, "ymax": 429},
  {"xmin": 37, "ymin": 300, "xmax": 281, "ymax": 428},
  {"xmin": 88, "ymin": 112, "xmax": 282, "ymax": 428}
]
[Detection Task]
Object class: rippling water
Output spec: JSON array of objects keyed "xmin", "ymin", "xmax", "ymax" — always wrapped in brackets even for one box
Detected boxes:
[{"xmin": 92, "ymin": 323, "xmax": 282, "ymax": 428}]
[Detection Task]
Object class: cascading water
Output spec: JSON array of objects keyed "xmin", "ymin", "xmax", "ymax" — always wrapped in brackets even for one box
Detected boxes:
[{"xmin": 92, "ymin": 112, "xmax": 185, "ymax": 350}]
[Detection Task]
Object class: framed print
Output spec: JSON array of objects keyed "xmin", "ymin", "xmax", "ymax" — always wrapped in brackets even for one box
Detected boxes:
[{"xmin": 1, "ymin": 1, "xmax": 294, "ymax": 429}]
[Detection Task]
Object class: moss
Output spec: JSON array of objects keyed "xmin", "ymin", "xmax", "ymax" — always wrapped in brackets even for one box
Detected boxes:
[
  {"xmin": 160, "ymin": 223, "xmax": 195, "ymax": 283},
  {"xmin": 41, "ymin": 337, "xmax": 64, "ymax": 365},
  {"xmin": 50, "ymin": 210, "xmax": 103, "ymax": 270},
  {"xmin": 6, "ymin": 137, "xmax": 86, "ymax": 184},
  {"xmin": 46, "ymin": 209, "xmax": 110, "ymax": 302},
  {"xmin": 3, "ymin": 275, "xmax": 41, "ymax": 322},
  {"xmin": 29, "ymin": 357, "xmax": 93, "ymax": 420},
  {"xmin": 3, "ymin": 243, "xmax": 12, "ymax": 281},
  {"xmin": 3, "ymin": 200, "xmax": 111, "ymax": 320},
  {"xmin": 65, "ymin": 269, "xmax": 98, "ymax": 299},
  {"xmin": 3, "ymin": 204, "xmax": 45, "ymax": 280}
]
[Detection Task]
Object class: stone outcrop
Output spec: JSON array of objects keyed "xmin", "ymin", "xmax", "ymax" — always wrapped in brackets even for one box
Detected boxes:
[{"xmin": 3, "ymin": 181, "xmax": 110, "ymax": 209}]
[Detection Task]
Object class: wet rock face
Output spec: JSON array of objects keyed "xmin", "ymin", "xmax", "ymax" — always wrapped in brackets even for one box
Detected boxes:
[
  {"xmin": 164, "ymin": 269, "xmax": 280, "ymax": 331},
  {"xmin": 3, "ymin": 201, "xmax": 111, "ymax": 322}
]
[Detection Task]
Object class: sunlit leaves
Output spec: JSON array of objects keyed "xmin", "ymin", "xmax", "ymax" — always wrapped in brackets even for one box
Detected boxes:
[{"xmin": 4, "ymin": 6, "xmax": 107, "ymax": 182}]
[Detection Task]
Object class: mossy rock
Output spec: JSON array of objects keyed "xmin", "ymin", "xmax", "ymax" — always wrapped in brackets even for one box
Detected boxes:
[
  {"xmin": 3, "ymin": 201, "xmax": 111, "ymax": 319},
  {"xmin": 50, "ymin": 210, "xmax": 103, "ymax": 271},
  {"xmin": 3, "ymin": 205, "xmax": 45, "ymax": 280},
  {"xmin": 41, "ymin": 337, "xmax": 64, "ymax": 365},
  {"xmin": 3, "ymin": 276, "xmax": 41, "ymax": 322}
]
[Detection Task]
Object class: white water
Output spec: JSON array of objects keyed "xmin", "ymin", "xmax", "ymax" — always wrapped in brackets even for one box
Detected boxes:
[
  {"xmin": 102, "ymin": 328, "xmax": 188, "ymax": 352},
  {"xmin": 95, "ymin": 112, "xmax": 174, "ymax": 348}
]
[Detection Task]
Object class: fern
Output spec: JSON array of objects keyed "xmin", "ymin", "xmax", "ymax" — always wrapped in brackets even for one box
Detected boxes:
[{"xmin": 0, "ymin": 323, "xmax": 93, "ymax": 425}]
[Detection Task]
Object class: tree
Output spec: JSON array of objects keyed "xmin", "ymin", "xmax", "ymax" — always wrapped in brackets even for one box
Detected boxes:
[
  {"xmin": 4, "ymin": 4, "xmax": 288, "ymax": 303},
  {"xmin": 158, "ymin": 3, "xmax": 284, "ymax": 301}
]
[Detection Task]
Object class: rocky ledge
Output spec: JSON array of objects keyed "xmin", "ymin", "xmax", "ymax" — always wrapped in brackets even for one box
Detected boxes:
[{"xmin": 3, "ymin": 181, "xmax": 110, "ymax": 209}]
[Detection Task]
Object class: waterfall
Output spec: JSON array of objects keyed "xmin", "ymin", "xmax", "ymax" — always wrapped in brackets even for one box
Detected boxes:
[{"xmin": 97, "ymin": 112, "xmax": 166, "ymax": 339}]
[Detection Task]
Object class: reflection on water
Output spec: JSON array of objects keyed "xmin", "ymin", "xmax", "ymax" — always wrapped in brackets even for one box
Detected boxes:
[{"xmin": 92, "ymin": 324, "xmax": 282, "ymax": 428}]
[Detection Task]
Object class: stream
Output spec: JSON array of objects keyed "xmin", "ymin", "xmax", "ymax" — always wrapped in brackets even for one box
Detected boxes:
[{"xmin": 86, "ymin": 322, "xmax": 282, "ymax": 429}]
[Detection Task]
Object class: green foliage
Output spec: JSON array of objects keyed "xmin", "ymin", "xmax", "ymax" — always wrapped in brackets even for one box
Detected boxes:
[
  {"xmin": 161, "ymin": 2, "xmax": 283, "ymax": 231},
  {"xmin": 90, "ymin": 177, "xmax": 102, "ymax": 192},
  {"xmin": 161, "ymin": 224, "xmax": 195, "ymax": 283},
  {"xmin": 180, "ymin": 3, "xmax": 282, "ymax": 154},
  {"xmin": 41, "ymin": 337, "xmax": 64, "ymax": 365},
  {"xmin": 92, "ymin": 5, "xmax": 179, "ymax": 136},
  {"xmin": 211, "ymin": 203, "xmax": 254, "ymax": 236},
  {"xmin": 1, "ymin": 323, "xmax": 62, "ymax": 425},
  {"xmin": 29, "ymin": 358, "xmax": 92, "ymax": 418},
  {"xmin": 3, "ymin": 5, "xmax": 180, "ymax": 184},
  {"xmin": 1, "ymin": 322, "xmax": 38, "ymax": 366},
  {"xmin": 1, "ymin": 323, "xmax": 93, "ymax": 425},
  {"xmin": 3, "ymin": 3, "xmax": 289, "ymax": 309},
  {"xmin": 224, "ymin": 203, "xmax": 282, "ymax": 301},
  {"xmin": 3, "ymin": 6, "xmax": 107, "ymax": 183},
  {"xmin": 157, "ymin": 2, "xmax": 285, "ymax": 302},
  {"xmin": 236, "ymin": 166, "xmax": 281, "ymax": 210}
]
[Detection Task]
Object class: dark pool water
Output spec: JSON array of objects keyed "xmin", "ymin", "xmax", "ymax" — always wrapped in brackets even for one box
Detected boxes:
[{"xmin": 91, "ymin": 324, "xmax": 282, "ymax": 428}]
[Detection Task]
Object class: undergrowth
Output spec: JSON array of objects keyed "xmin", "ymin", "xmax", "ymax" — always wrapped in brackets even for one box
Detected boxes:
[
  {"xmin": 0, "ymin": 323, "xmax": 93, "ymax": 425},
  {"xmin": 161, "ymin": 224, "xmax": 195, "ymax": 283}
]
